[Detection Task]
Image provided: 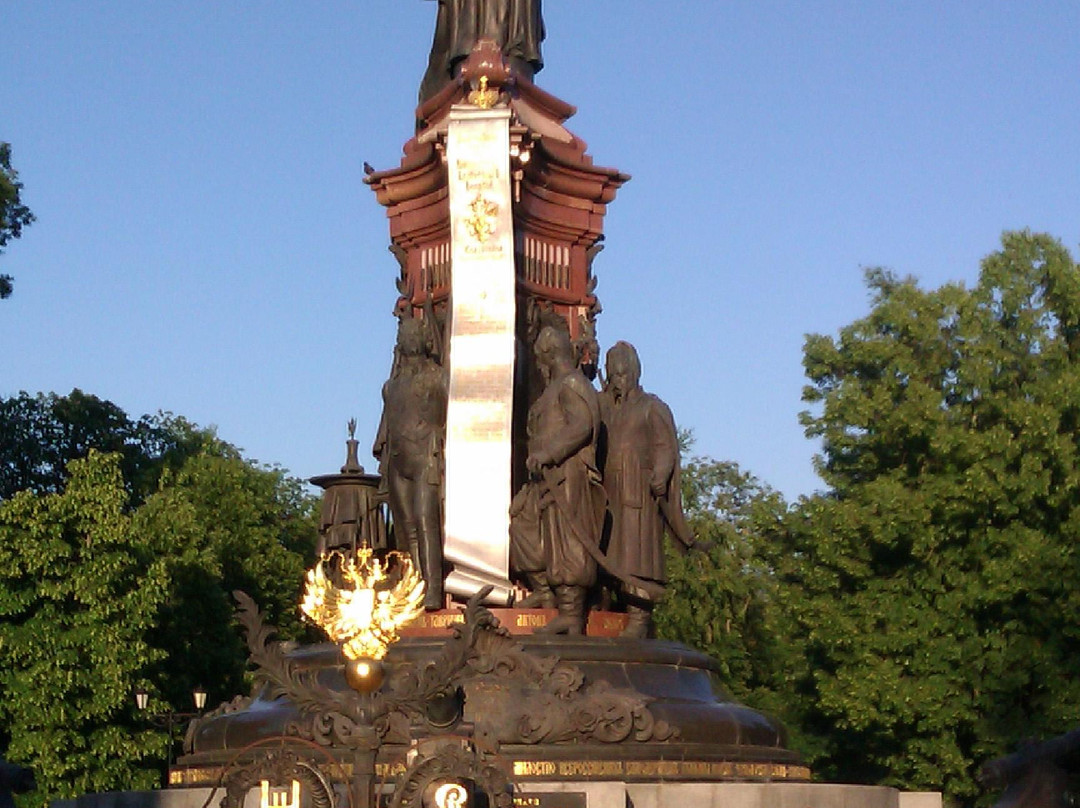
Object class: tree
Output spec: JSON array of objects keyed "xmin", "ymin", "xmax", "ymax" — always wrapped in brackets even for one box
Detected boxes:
[
  {"xmin": 0, "ymin": 394, "xmax": 319, "ymax": 802},
  {"xmin": 134, "ymin": 449, "xmax": 317, "ymax": 709},
  {"xmin": 655, "ymin": 452, "xmax": 794, "ymax": 720},
  {"xmin": 0, "ymin": 390, "xmax": 215, "ymax": 504},
  {"xmin": 775, "ymin": 231, "xmax": 1080, "ymax": 803},
  {"xmin": 0, "ymin": 452, "xmax": 168, "ymax": 806},
  {"xmin": 0, "ymin": 141, "xmax": 35, "ymax": 299}
]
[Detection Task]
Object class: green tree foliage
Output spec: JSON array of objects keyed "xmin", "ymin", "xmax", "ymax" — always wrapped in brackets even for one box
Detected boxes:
[
  {"xmin": 0, "ymin": 452, "xmax": 168, "ymax": 806},
  {"xmin": 135, "ymin": 450, "xmax": 316, "ymax": 708},
  {"xmin": 0, "ymin": 141, "xmax": 35, "ymax": 299},
  {"xmin": 655, "ymin": 453, "xmax": 792, "ymax": 718},
  {"xmin": 776, "ymin": 231, "xmax": 1080, "ymax": 802},
  {"xmin": 0, "ymin": 393, "xmax": 319, "ymax": 803},
  {"xmin": 0, "ymin": 390, "xmax": 211, "ymax": 504}
]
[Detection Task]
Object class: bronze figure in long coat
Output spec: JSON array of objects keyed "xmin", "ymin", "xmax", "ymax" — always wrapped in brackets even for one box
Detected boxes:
[
  {"xmin": 510, "ymin": 326, "xmax": 604, "ymax": 633},
  {"xmin": 598, "ymin": 342, "xmax": 694, "ymax": 636}
]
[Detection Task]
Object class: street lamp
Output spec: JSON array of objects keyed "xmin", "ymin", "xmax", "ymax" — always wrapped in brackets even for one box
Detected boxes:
[{"xmin": 134, "ymin": 685, "xmax": 209, "ymax": 781}]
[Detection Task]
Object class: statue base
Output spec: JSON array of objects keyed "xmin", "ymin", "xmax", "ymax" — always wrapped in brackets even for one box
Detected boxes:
[
  {"xmin": 175, "ymin": 626, "xmax": 805, "ymax": 786},
  {"xmin": 52, "ymin": 782, "xmax": 938, "ymax": 808}
]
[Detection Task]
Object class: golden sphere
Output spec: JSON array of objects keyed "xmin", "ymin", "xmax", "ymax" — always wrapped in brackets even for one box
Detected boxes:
[{"xmin": 344, "ymin": 657, "xmax": 385, "ymax": 693}]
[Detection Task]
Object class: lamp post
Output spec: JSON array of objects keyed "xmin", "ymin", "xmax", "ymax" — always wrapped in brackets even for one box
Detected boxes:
[{"xmin": 134, "ymin": 685, "xmax": 208, "ymax": 783}]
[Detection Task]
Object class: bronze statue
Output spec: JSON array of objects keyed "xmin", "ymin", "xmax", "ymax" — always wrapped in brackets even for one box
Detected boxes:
[
  {"xmin": 419, "ymin": 0, "xmax": 545, "ymax": 103},
  {"xmin": 510, "ymin": 326, "xmax": 605, "ymax": 634},
  {"xmin": 373, "ymin": 318, "xmax": 448, "ymax": 610},
  {"xmin": 598, "ymin": 342, "xmax": 696, "ymax": 638}
]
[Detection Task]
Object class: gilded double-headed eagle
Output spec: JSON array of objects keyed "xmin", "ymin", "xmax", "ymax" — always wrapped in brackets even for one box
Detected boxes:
[{"xmin": 300, "ymin": 549, "xmax": 426, "ymax": 660}]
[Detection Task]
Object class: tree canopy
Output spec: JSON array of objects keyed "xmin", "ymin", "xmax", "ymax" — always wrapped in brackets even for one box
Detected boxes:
[
  {"xmin": 0, "ymin": 390, "xmax": 211, "ymax": 505},
  {"xmin": 0, "ymin": 452, "xmax": 168, "ymax": 802},
  {"xmin": 0, "ymin": 392, "xmax": 318, "ymax": 805},
  {"xmin": 0, "ymin": 141, "xmax": 35, "ymax": 299},
  {"xmin": 655, "ymin": 453, "xmax": 791, "ymax": 717},
  {"xmin": 772, "ymin": 231, "xmax": 1080, "ymax": 802},
  {"xmin": 655, "ymin": 232, "xmax": 1080, "ymax": 806}
]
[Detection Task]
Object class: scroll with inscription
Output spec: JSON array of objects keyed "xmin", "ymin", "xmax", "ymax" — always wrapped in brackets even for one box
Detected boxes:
[{"xmin": 442, "ymin": 106, "xmax": 517, "ymax": 603}]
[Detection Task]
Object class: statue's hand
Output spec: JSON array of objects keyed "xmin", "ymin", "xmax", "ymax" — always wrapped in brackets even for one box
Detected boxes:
[
  {"xmin": 649, "ymin": 474, "xmax": 668, "ymax": 498},
  {"xmin": 526, "ymin": 454, "xmax": 544, "ymax": 475}
]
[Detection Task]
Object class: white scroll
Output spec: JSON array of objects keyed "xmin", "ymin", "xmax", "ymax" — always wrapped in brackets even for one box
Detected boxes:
[{"xmin": 441, "ymin": 106, "xmax": 516, "ymax": 604}]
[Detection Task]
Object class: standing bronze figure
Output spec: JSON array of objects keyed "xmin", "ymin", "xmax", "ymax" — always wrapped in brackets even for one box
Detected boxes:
[
  {"xmin": 510, "ymin": 326, "xmax": 605, "ymax": 634},
  {"xmin": 419, "ymin": 0, "xmax": 545, "ymax": 102},
  {"xmin": 598, "ymin": 342, "xmax": 696, "ymax": 638},
  {"xmin": 374, "ymin": 318, "xmax": 448, "ymax": 610}
]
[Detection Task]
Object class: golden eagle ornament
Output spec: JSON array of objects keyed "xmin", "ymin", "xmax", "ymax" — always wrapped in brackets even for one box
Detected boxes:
[{"xmin": 300, "ymin": 548, "xmax": 425, "ymax": 661}]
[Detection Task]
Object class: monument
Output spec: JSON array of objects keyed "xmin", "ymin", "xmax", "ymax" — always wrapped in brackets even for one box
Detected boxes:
[
  {"xmin": 58, "ymin": 8, "xmax": 931, "ymax": 808},
  {"xmin": 164, "ymin": 6, "xmax": 818, "ymax": 805}
]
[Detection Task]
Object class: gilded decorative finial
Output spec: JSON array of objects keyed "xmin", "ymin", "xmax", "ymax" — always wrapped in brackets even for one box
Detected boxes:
[{"xmin": 468, "ymin": 75, "xmax": 499, "ymax": 109}]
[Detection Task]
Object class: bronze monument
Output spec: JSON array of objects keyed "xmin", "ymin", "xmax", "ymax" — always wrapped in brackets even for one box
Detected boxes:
[
  {"xmin": 163, "ymin": 5, "xmax": 812, "ymax": 807},
  {"xmin": 419, "ymin": 0, "xmax": 544, "ymax": 102},
  {"xmin": 373, "ymin": 317, "xmax": 448, "ymax": 611},
  {"xmin": 509, "ymin": 326, "xmax": 605, "ymax": 634},
  {"xmin": 598, "ymin": 341, "xmax": 698, "ymax": 638}
]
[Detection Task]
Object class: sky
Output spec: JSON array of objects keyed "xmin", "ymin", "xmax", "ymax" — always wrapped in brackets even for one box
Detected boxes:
[{"xmin": 3, "ymin": 2, "xmax": 1079, "ymax": 502}]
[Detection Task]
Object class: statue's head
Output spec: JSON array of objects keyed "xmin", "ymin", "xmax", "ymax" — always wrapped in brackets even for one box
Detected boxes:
[
  {"xmin": 534, "ymin": 326, "xmax": 573, "ymax": 381},
  {"xmin": 605, "ymin": 341, "xmax": 641, "ymax": 399},
  {"xmin": 397, "ymin": 317, "xmax": 429, "ymax": 358}
]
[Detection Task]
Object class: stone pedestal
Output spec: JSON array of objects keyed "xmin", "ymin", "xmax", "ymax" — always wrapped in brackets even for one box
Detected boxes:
[
  {"xmin": 516, "ymin": 782, "xmax": 914, "ymax": 808},
  {"xmin": 53, "ymin": 782, "xmax": 941, "ymax": 808},
  {"xmin": 627, "ymin": 783, "xmax": 903, "ymax": 808}
]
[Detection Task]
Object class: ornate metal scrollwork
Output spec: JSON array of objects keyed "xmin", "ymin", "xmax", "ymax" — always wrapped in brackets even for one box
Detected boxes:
[
  {"xmin": 219, "ymin": 747, "xmax": 336, "ymax": 808},
  {"xmin": 234, "ymin": 588, "xmax": 674, "ymax": 749},
  {"xmin": 235, "ymin": 591, "xmax": 372, "ymax": 748},
  {"xmin": 453, "ymin": 619, "xmax": 676, "ymax": 744},
  {"xmin": 388, "ymin": 741, "xmax": 512, "ymax": 808}
]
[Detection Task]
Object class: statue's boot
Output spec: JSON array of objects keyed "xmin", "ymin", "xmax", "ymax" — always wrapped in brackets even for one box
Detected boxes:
[
  {"xmin": 621, "ymin": 604, "xmax": 652, "ymax": 639},
  {"xmin": 418, "ymin": 524, "xmax": 444, "ymax": 611},
  {"xmin": 538, "ymin": 585, "xmax": 586, "ymax": 635},
  {"xmin": 405, "ymin": 534, "xmax": 421, "ymax": 570},
  {"xmin": 422, "ymin": 572, "xmax": 444, "ymax": 611},
  {"xmin": 516, "ymin": 572, "xmax": 556, "ymax": 609}
]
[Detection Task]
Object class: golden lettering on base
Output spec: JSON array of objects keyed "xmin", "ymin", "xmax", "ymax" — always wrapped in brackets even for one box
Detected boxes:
[
  {"xmin": 516, "ymin": 613, "xmax": 548, "ymax": 628},
  {"xmin": 260, "ymin": 780, "xmax": 300, "ymax": 808},
  {"xmin": 508, "ymin": 759, "xmax": 811, "ymax": 780},
  {"xmin": 513, "ymin": 761, "xmax": 558, "ymax": 777},
  {"xmin": 376, "ymin": 762, "xmax": 408, "ymax": 778}
]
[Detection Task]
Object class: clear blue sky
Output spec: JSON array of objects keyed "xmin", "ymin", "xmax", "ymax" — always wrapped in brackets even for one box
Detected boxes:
[{"xmin": 3, "ymin": 2, "xmax": 1078, "ymax": 501}]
